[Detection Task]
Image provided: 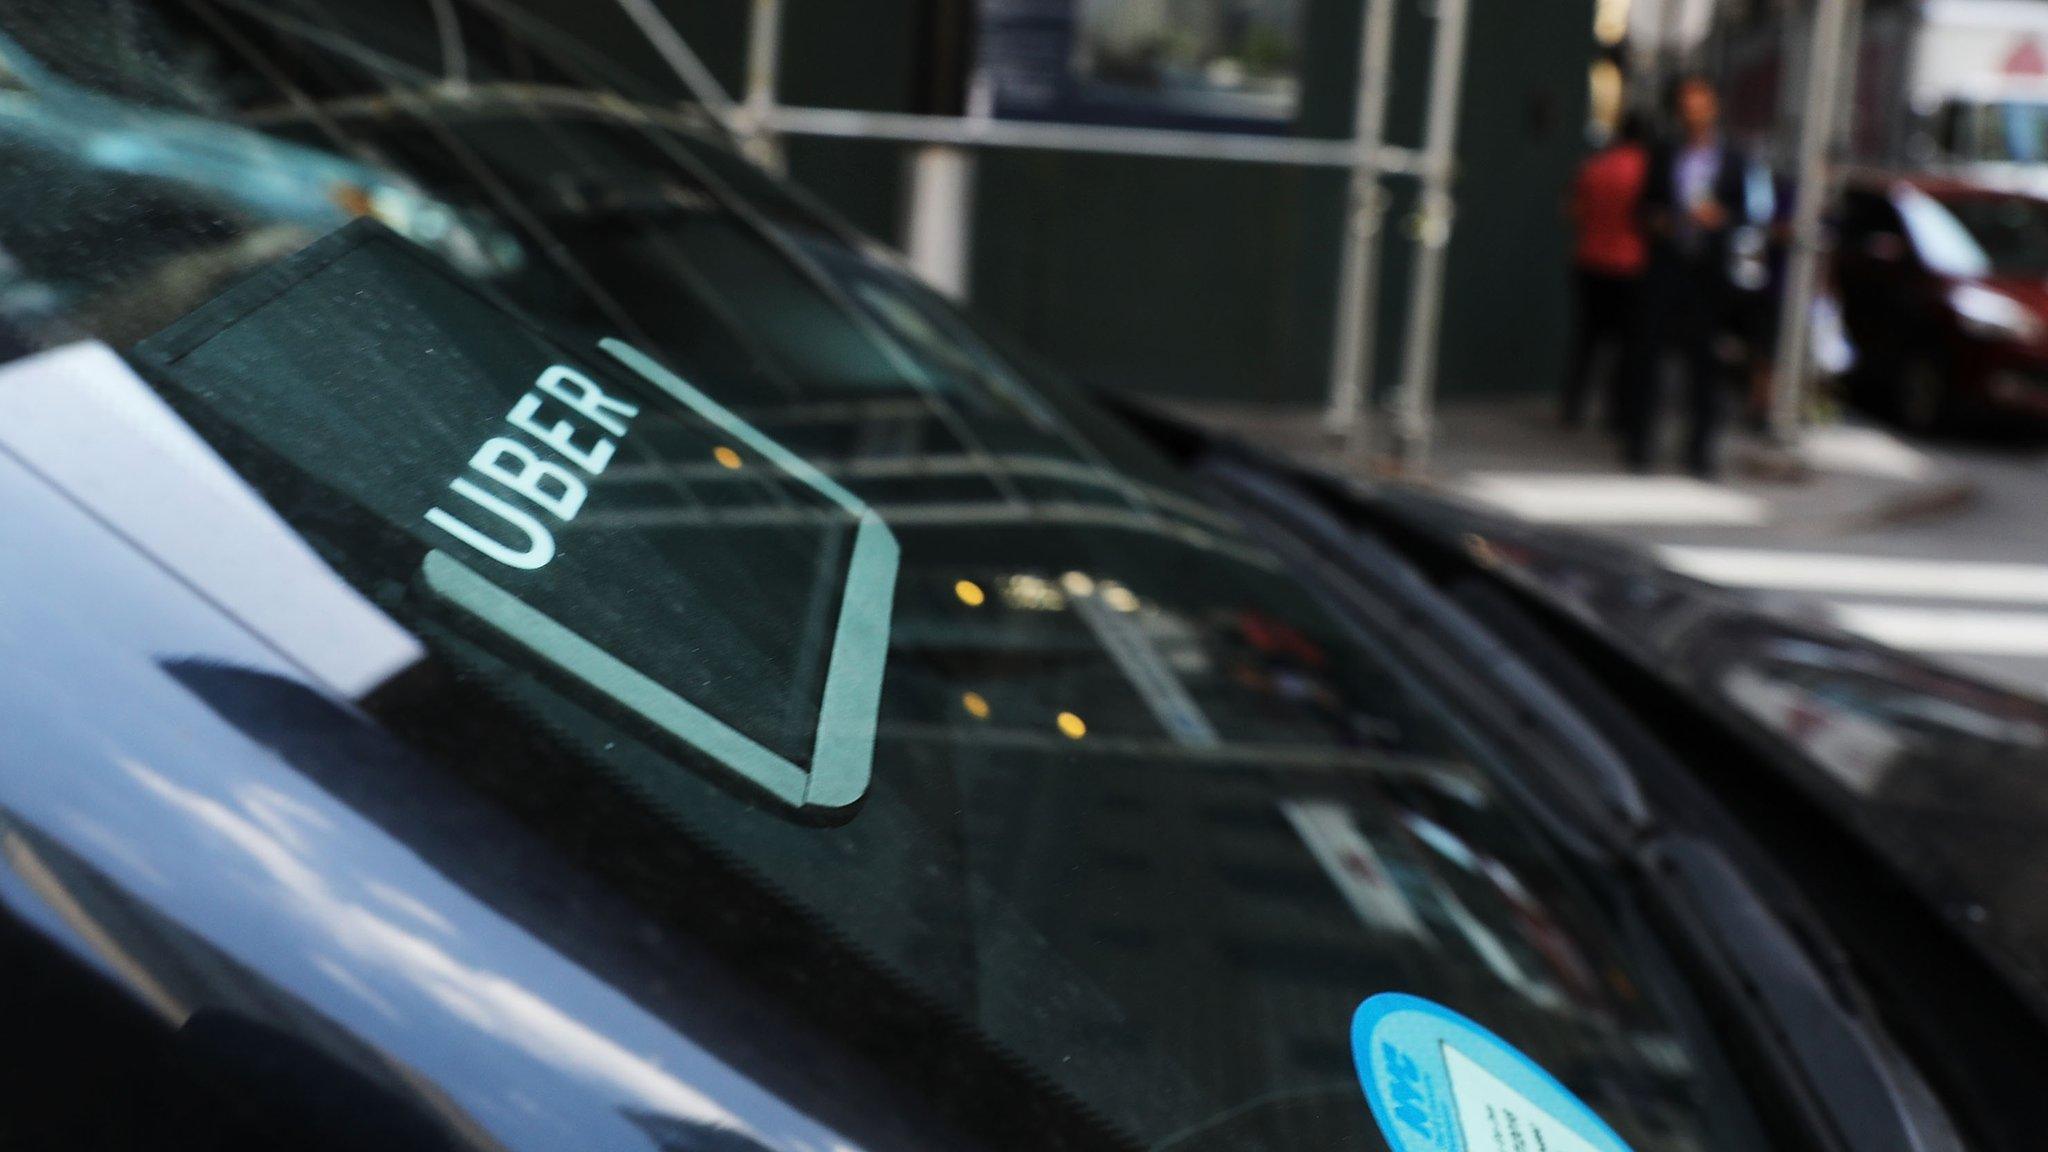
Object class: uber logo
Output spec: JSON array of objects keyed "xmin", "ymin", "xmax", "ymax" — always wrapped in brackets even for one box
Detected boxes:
[
  {"xmin": 418, "ymin": 337, "xmax": 902, "ymax": 819},
  {"xmin": 424, "ymin": 365, "xmax": 640, "ymax": 570}
]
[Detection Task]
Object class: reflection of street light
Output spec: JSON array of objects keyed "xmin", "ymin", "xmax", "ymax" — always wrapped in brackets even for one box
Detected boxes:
[
  {"xmin": 1002, "ymin": 574, "xmax": 1066, "ymax": 611},
  {"xmin": 954, "ymin": 579, "xmax": 986, "ymax": 607},
  {"xmin": 962, "ymin": 691, "xmax": 991, "ymax": 720},
  {"xmin": 1594, "ymin": 0, "xmax": 1631, "ymax": 46},
  {"xmin": 1101, "ymin": 584, "xmax": 1140, "ymax": 613},
  {"xmin": 1056, "ymin": 711, "xmax": 1088, "ymax": 739},
  {"xmin": 712, "ymin": 445, "xmax": 744, "ymax": 470},
  {"xmin": 1061, "ymin": 570, "xmax": 1096, "ymax": 598}
]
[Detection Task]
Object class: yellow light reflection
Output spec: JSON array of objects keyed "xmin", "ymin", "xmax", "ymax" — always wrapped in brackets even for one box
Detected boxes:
[
  {"xmin": 1056, "ymin": 711, "xmax": 1088, "ymax": 739},
  {"xmin": 1101, "ymin": 585, "xmax": 1140, "ymax": 613},
  {"xmin": 1588, "ymin": 60, "xmax": 1624, "ymax": 136},
  {"xmin": 1594, "ymin": 0, "xmax": 1631, "ymax": 47},
  {"xmin": 1060, "ymin": 570, "xmax": 1096, "ymax": 598},
  {"xmin": 961, "ymin": 691, "xmax": 991, "ymax": 720},
  {"xmin": 954, "ymin": 579, "xmax": 987, "ymax": 607},
  {"xmin": 712, "ymin": 445, "xmax": 744, "ymax": 470},
  {"xmin": 1002, "ymin": 574, "xmax": 1065, "ymax": 611}
]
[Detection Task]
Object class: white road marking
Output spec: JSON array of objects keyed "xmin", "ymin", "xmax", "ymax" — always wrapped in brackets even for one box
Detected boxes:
[
  {"xmin": 1659, "ymin": 546, "xmax": 2048, "ymax": 604},
  {"xmin": 1829, "ymin": 606, "xmax": 2048, "ymax": 656},
  {"xmin": 1458, "ymin": 474, "xmax": 1769, "ymax": 525},
  {"xmin": 1797, "ymin": 425, "xmax": 1935, "ymax": 481}
]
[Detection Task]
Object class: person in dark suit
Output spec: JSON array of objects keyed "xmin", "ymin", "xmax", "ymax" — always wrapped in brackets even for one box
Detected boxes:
[{"xmin": 1630, "ymin": 74, "xmax": 1748, "ymax": 478}]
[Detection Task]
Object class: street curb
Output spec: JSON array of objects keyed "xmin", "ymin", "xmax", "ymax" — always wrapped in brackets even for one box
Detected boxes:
[
  {"xmin": 1159, "ymin": 398, "xmax": 1985, "ymax": 538},
  {"xmin": 1766, "ymin": 473, "xmax": 1979, "ymax": 538},
  {"xmin": 1846, "ymin": 475, "xmax": 1979, "ymax": 533}
]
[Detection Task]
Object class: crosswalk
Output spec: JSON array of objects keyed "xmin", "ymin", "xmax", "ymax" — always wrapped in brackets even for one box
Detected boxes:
[
  {"xmin": 1653, "ymin": 544, "xmax": 2048, "ymax": 698},
  {"xmin": 1458, "ymin": 475, "xmax": 1770, "ymax": 526},
  {"xmin": 1441, "ymin": 412, "xmax": 2048, "ymax": 700}
]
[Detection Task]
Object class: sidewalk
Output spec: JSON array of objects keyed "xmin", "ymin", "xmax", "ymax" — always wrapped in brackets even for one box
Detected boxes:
[{"xmin": 1169, "ymin": 395, "xmax": 1977, "ymax": 541}]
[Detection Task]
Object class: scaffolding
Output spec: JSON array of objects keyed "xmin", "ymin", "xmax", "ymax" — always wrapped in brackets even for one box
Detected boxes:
[
  {"xmin": 614, "ymin": 0, "xmax": 1472, "ymax": 472},
  {"xmin": 607, "ymin": 0, "xmax": 1865, "ymax": 469}
]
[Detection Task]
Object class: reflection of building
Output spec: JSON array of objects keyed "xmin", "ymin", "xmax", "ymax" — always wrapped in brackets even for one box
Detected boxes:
[
  {"xmin": 1078, "ymin": 0, "xmax": 1303, "ymax": 107},
  {"xmin": 0, "ymin": 814, "xmax": 506, "ymax": 1152}
]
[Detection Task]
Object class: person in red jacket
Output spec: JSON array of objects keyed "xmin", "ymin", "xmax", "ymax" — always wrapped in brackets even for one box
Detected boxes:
[{"xmin": 1562, "ymin": 111, "xmax": 1651, "ymax": 432}]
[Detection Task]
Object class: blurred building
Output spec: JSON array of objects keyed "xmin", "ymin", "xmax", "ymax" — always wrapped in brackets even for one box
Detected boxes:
[
  {"xmin": 518, "ymin": 0, "xmax": 1598, "ymax": 409},
  {"xmin": 1712, "ymin": 0, "xmax": 2048, "ymax": 173}
]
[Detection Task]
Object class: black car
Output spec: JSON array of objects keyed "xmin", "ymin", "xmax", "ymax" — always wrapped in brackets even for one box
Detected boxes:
[{"xmin": 2, "ymin": 4, "xmax": 2046, "ymax": 1152}]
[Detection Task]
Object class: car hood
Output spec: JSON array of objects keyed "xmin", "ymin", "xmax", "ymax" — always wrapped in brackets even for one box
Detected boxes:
[{"xmin": 1367, "ymin": 484, "xmax": 2048, "ymax": 1022}]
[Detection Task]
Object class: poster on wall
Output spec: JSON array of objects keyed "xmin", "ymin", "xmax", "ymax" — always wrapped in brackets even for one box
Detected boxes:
[{"xmin": 976, "ymin": 0, "xmax": 1303, "ymax": 132}]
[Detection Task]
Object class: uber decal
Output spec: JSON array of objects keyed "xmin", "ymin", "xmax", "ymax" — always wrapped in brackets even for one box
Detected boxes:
[
  {"xmin": 425, "ymin": 365, "xmax": 640, "ymax": 570},
  {"xmin": 132, "ymin": 220, "xmax": 897, "ymax": 821}
]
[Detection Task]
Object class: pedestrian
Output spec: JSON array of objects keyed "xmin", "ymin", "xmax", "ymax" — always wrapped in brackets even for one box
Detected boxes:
[
  {"xmin": 1562, "ymin": 111, "xmax": 1652, "ymax": 432},
  {"xmin": 1630, "ymin": 74, "xmax": 1749, "ymax": 478}
]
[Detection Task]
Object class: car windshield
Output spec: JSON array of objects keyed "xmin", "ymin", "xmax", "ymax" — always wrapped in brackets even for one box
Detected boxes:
[
  {"xmin": 1, "ymin": 2, "xmax": 1786, "ymax": 1150},
  {"xmin": 1903, "ymin": 185, "xmax": 2048, "ymax": 277},
  {"xmin": 1943, "ymin": 98, "xmax": 2048, "ymax": 166}
]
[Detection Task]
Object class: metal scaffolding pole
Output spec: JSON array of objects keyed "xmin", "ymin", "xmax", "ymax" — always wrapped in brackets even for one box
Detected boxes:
[
  {"xmin": 903, "ymin": 144, "xmax": 976, "ymax": 298},
  {"xmin": 1391, "ymin": 0, "xmax": 1476, "ymax": 471},
  {"xmin": 610, "ymin": 0, "xmax": 738, "ymax": 125},
  {"xmin": 1769, "ymin": 0, "xmax": 1859, "ymax": 442},
  {"xmin": 759, "ymin": 106, "xmax": 1420, "ymax": 170},
  {"xmin": 741, "ymin": 0, "xmax": 785, "ymax": 170},
  {"xmin": 1320, "ymin": 0, "xmax": 1403, "ymax": 448},
  {"xmin": 678, "ymin": 0, "xmax": 1446, "ymax": 412}
]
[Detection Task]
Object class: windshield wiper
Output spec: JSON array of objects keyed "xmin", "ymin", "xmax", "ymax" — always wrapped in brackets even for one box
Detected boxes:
[
  {"xmin": 1649, "ymin": 835, "xmax": 1966, "ymax": 1151},
  {"xmin": 1185, "ymin": 441, "xmax": 1969, "ymax": 1152}
]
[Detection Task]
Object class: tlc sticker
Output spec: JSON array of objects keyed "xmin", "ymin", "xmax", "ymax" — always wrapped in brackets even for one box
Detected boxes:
[{"xmin": 1352, "ymin": 994, "xmax": 1634, "ymax": 1152}]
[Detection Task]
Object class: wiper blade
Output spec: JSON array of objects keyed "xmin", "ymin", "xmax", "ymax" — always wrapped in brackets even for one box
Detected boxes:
[
  {"xmin": 1650, "ymin": 835, "xmax": 1967, "ymax": 1152},
  {"xmin": 1185, "ymin": 444, "xmax": 1970, "ymax": 1152}
]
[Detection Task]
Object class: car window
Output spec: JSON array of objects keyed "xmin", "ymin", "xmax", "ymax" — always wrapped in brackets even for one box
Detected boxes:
[
  {"xmin": 1897, "ymin": 185, "xmax": 1997, "ymax": 277},
  {"xmin": 0, "ymin": 4, "xmax": 1788, "ymax": 1151},
  {"xmin": 1996, "ymin": 101, "xmax": 2048, "ymax": 165},
  {"xmin": 1935, "ymin": 98, "xmax": 2048, "ymax": 165},
  {"xmin": 1919, "ymin": 189, "xmax": 2048, "ymax": 277}
]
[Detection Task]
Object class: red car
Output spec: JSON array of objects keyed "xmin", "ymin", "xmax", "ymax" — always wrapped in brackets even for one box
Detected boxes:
[{"xmin": 1836, "ymin": 173, "xmax": 2048, "ymax": 430}]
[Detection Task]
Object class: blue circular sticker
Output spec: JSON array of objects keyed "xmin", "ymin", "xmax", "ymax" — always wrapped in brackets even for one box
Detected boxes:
[{"xmin": 1352, "ymin": 993, "xmax": 1634, "ymax": 1152}]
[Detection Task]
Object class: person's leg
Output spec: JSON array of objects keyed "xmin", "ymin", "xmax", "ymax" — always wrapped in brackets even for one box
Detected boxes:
[
  {"xmin": 1605, "ymin": 276, "xmax": 1648, "ymax": 436},
  {"xmin": 1623, "ymin": 272, "xmax": 1674, "ymax": 470},
  {"xmin": 1740, "ymin": 291, "xmax": 1778, "ymax": 430},
  {"xmin": 1561, "ymin": 269, "xmax": 1602, "ymax": 427},
  {"xmin": 1747, "ymin": 357, "xmax": 1775, "ymax": 432},
  {"xmin": 1683, "ymin": 297, "xmax": 1727, "ymax": 479}
]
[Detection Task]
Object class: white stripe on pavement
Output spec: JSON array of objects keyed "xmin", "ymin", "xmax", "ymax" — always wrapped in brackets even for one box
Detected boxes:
[
  {"xmin": 1829, "ymin": 606, "xmax": 2048, "ymax": 656},
  {"xmin": 1459, "ymin": 475, "xmax": 1769, "ymax": 525},
  {"xmin": 1658, "ymin": 546, "xmax": 2048, "ymax": 604},
  {"xmin": 1797, "ymin": 425, "xmax": 1934, "ymax": 481}
]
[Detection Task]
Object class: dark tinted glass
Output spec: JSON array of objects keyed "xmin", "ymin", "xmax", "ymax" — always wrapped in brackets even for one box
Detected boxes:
[
  {"xmin": 0, "ymin": 3, "xmax": 1780, "ymax": 1150},
  {"xmin": 1933, "ymin": 191, "xmax": 2048, "ymax": 275}
]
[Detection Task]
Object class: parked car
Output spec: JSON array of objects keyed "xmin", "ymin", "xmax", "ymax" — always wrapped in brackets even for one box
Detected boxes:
[
  {"xmin": 1835, "ymin": 172, "xmax": 2048, "ymax": 430},
  {"xmin": 2, "ymin": 4, "xmax": 2046, "ymax": 1152}
]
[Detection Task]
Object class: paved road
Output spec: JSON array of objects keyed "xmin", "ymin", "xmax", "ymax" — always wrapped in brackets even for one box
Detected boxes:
[
  {"xmin": 1613, "ymin": 434, "xmax": 2048, "ymax": 701},
  {"xmin": 1186, "ymin": 398, "xmax": 2048, "ymax": 699}
]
